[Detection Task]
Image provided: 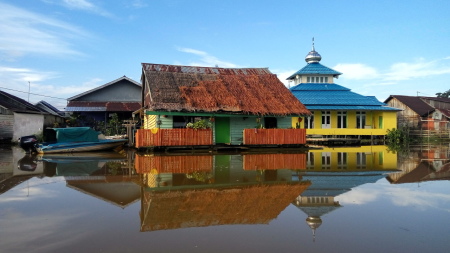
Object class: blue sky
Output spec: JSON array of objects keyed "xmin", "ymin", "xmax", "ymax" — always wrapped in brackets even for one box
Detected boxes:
[{"xmin": 1, "ymin": 0, "xmax": 450, "ymax": 110}]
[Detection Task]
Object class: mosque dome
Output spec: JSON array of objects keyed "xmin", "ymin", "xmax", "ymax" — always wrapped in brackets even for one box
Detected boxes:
[
  {"xmin": 305, "ymin": 38, "xmax": 322, "ymax": 63},
  {"xmin": 306, "ymin": 216, "xmax": 322, "ymax": 230}
]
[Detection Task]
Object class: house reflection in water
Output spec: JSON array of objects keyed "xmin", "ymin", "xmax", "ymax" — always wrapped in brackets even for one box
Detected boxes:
[
  {"xmin": 134, "ymin": 153, "xmax": 311, "ymax": 232},
  {"xmin": 387, "ymin": 145, "xmax": 450, "ymax": 184},
  {"xmin": 41, "ymin": 152, "xmax": 141, "ymax": 208},
  {"xmin": 291, "ymin": 146, "xmax": 398, "ymax": 240}
]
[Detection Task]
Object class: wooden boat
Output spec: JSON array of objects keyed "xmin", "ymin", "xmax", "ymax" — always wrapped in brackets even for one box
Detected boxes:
[{"xmin": 19, "ymin": 127, "xmax": 127, "ymax": 154}]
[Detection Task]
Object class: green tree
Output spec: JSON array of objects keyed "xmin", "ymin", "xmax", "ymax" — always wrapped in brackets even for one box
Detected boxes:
[
  {"xmin": 386, "ymin": 126, "xmax": 414, "ymax": 153},
  {"xmin": 107, "ymin": 113, "xmax": 125, "ymax": 135},
  {"xmin": 436, "ymin": 89, "xmax": 450, "ymax": 98}
]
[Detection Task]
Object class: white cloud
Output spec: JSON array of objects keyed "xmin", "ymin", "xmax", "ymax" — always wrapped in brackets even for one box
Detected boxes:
[
  {"xmin": 384, "ymin": 58, "xmax": 450, "ymax": 81},
  {"xmin": 63, "ymin": 0, "xmax": 95, "ymax": 9},
  {"xmin": 0, "ymin": 66, "xmax": 58, "ymax": 83},
  {"xmin": 42, "ymin": 0, "xmax": 113, "ymax": 17},
  {"xmin": 176, "ymin": 48, "xmax": 297, "ymax": 88},
  {"xmin": 271, "ymin": 69, "xmax": 296, "ymax": 87},
  {"xmin": 334, "ymin": 57, "xmax": 450, "ymax": 84},
  {"xmin": 0, "ymin": 2, "xmax": 90, "ymax": 60},
  {"xmin": 176, "ymin": 47, "xmax": 240, "ymax": 68},
  {"xmin": 333, "ymin": 63, "xmax": 379, "ymax": 80},
  {"xmin": 0, "ymin": 210, "xmax": 88, "ymax": 252},
  {"xmin": 336, "ymin": 187, "xmax": 380, "ymax": 205},
  {"xmin": 131, "ymin": 0, "xmax": 148, "ymax": 8},
  {"xmin": 58, "ymin": 78, "xmax": 103, "ymax": 96},
  {"xmin": 337, "ymin": 183, "xmax": 450, "ymax": 213},
  {"xmin": 0, "ymin": 66, "xmax": 102, "ymax": 109}
]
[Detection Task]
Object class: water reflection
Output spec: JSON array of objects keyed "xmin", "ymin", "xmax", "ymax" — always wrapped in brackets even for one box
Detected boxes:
[
  {"xmin": 7, "ymin": 146, "xmax": 400, "ymax": 231},
  {"xmin": 135, "ymin": 153, "xmax": 311, "ymax": 231},
  {"xmin": 387, "ymin": 145, "xmax": 450, "ymax": 183},
  {"xmin": 1, "ymin": 145, "xmax": 450, "ymax": 252},
  {"xmin": 290, "ymin": 145, "xmax": 398, "ymax": 239}
]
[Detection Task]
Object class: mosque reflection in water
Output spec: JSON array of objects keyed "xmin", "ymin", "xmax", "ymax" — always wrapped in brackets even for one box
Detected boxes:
[{"xmin": 7, "ymin": 145, "xmax": 449, "ymax": 235}]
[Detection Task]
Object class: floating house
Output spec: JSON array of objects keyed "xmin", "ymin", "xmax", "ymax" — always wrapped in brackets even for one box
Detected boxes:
[
  {"xmin": 136, "ymin": 63, "xmax": 311, "ymax": 149},
  {"xmin": 288, "ymin": 43, "xmax": 400, "ymax": 143}
]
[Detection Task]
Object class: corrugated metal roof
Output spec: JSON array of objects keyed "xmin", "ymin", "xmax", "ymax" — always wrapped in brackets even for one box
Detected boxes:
[
  {"xmin": 439, "ymin": 109, "xmax": 450, "ymax": 119},
  {"xmin": 306, "ymin": 105, "xmax": 400, "ymax": 111},
  {"xmin": 385, "ymin": 95, "xmax": 435, "ymax": 116},
  {"xmin": 290, "ymin": 83, "xmax": 350, "ymax": 91},
  {"xmin": 65, "ymin": 101, "xmax": 141, "ymax": 112},
  {"xmin": 65, "ymin": 107, "xmax": 106, "ymax": 112},
  {"xmin": 287, "ymin": 63, "xmax": 342, "ymax": 80},
  {"xmin": 292, "ymin": 90, "xmax": 386, "ymax": 106},
  {"xmin": 142, "ymin": 63, "xmax": 272, "ymax": 75},
  {"xmin": 290, "ymin": 83, "xmax": 400, "ymax": 111},
  {"xmin": 0, "ymin": 90, "xmax": 44, "ymax": 113}
]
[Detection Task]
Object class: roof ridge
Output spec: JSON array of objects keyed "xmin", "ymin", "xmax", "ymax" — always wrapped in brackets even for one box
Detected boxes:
[{"xmin": 141, "ymin": 63, "xmax": 272, "ymax": 75}]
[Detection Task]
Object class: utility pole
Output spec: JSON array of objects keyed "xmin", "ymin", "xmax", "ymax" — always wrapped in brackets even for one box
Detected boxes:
[{"xmin": 28, "ymin": 81, "xmax": 31, "ymax": 102}]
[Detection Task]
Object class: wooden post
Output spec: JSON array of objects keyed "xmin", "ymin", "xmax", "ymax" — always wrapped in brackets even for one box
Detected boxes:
[{"xmin": 122, "ymin": 120, "xmax": 138, "ymax": 146}]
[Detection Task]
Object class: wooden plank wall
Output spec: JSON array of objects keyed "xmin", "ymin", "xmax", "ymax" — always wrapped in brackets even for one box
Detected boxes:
[
  {"xmin": 135, "ymin": 129, "xmax": 213, "ymax": 148},
  {"xmin": 243, "ymin": 153, "xmax": 307, "ymax": 170},
  {"xmin": 243, "ymin": 128, "xmax": 306, "ymax": 145},
  {"xmin": 134, "ymin": 154, "xmax": 213, "ymax": 174}
]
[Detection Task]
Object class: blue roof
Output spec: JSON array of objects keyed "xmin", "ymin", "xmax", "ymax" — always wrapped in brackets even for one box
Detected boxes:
[
  {"xmin": 289, "ymin": 83, "xmax": 401, "ymax": 111},
  {"xmin": 287, "ymin": 63, "xmax": 342, "ymax": 80},
  {"xmin": 306, "ymin": 105, "xmax": 400, "ymax": 111},
  {"xmin": 291, "ymin": 83, "xmax": 350, "ymax": 91}
]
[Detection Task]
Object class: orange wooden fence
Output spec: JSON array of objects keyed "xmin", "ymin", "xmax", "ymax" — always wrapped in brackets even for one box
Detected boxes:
[
  {"xmin": 243, "ymin": 153, "xmax": 307, "ymax": 170},
  {"xmin": 135, "ymin": 128, "xmax": 213, "ymax": 148},
  {"xmin": 134, "ymin": 154, "xmax": 213, "ymax": 174},
  {"xmin": 243, "ymin": 128, "xmax": 306, "ymax": 145}
]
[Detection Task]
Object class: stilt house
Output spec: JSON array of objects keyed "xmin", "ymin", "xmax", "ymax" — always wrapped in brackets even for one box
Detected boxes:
[
  {"xmin": 288, "ymin": 42, "xmax": 400, "ymax": 143},
  {"xmin": 136, "ymin": 63, "xmax": 311, "ymax": 148}
]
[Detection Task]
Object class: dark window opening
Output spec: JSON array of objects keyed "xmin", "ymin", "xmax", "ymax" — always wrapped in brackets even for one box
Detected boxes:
[
  {"xmin": 173, "ymin": 116, "xmax": 197, "ymax": 128},
  {"xmin": 264, "ymin": 117, "xmax": 277, "ymax": 129}
]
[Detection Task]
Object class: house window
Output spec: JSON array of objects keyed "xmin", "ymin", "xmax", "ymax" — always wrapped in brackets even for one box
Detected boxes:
[
  {"xmin": 173, "ymin": 116, "xmax": 196, "ymax": 128},
  {"xmin": 337, "ymin": 152, "xmax": 347, "ymax": 169},
  {"xmin": 378, "ymin": 116, "xmax": 383, "ymax": 129},
  {"xmin": 321, "ymin": 152, "xmax": 331, "ymax": 170},
  {"xmin": 307, "ymin": 76, "xmax": 328, "ymax": 83},
  {"xmin": 356, "ymin": 112, "xmax": 366, "ymax": 129},
  {"xmin": 173, "ymin": 116, "xmax": 186, "ymax": 128},
  {"xmin": 356, "ymin": 152, "xmax": 366, "ymax": 169},
  {"xmin": 321, "ymin": 111, "xmax": 331, "ymax": 129},
  {"xmin": 307, "ymin": 152, "xmax": 314, "ymax": 170},
  {"xmin": 378, "ymin": 152, "xmax": 384, "ymax": 165},
  {"xmin": 264, "ymin": 117, "xmax": 277, "ymax": 129},
  {"xmin": 337, "ymin": 111, "xmax": 347, "ymax": 128},
  {"xmin": 304, "ymin": 112, "xmax": 314, "ymax": 129}
]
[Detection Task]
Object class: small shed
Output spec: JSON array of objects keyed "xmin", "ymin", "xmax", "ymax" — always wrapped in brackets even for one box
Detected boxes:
[{"xmin": 0, "ymin": 90, "xmax": 46, "ymax": 142}]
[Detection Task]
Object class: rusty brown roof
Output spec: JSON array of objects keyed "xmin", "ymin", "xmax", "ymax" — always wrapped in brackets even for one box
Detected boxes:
[
  {"xmin": 66, "ymin": 101, "xmax": 141, "ymax": 112},
  {"xmin": 141, "ymin": 63, "xmax": 311, "ymax": 116},
  {"xmin": 385, "ymin": 95, "xmax": 434, "ymax": 117},
  {"xmin": 140, "ymin": 182, "xmax": 311, "ymax": 232}
]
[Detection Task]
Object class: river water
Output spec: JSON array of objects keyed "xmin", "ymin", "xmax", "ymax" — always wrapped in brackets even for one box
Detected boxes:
[{"xmin": 1, "ymin": 145, "xmax": 449, "ymax": 253}]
